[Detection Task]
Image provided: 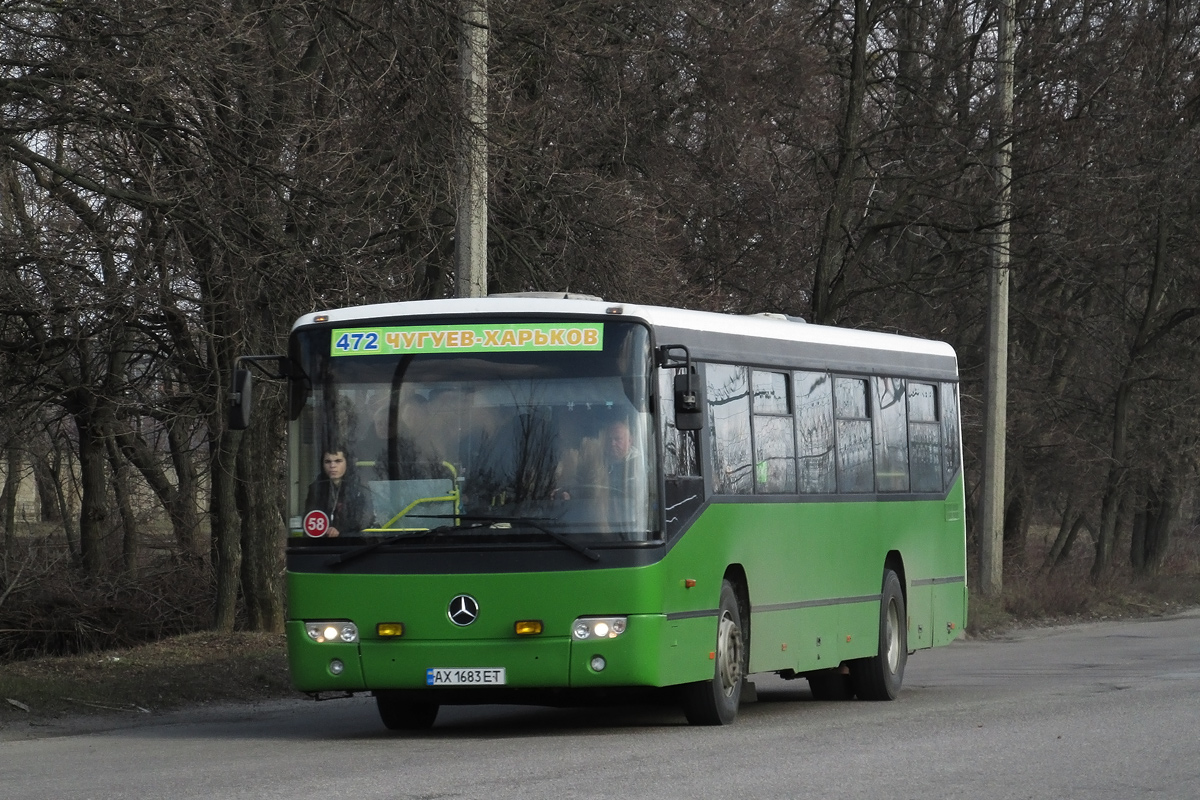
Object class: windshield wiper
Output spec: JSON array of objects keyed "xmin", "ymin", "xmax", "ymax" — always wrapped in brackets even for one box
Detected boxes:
[
  {"xmin": 326, "ymin": 516, "xmax": 601, "ymax": 567},
  {"xmin": 324, "ymin": 523, "xmax": 488, "ymax": 568},
  {"xmin": 434, "ymin": 514, "xmax": 601, "ymax": 562}
]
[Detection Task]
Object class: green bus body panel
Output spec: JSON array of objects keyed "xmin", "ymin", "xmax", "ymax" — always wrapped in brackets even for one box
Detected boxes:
[
  {"xmin": 287, "ymin": 567, "xmax": 719, "ymax": 692},
  {"xmin": 286, "ymin": 477, "xmax": 967, "ymax": 694}
]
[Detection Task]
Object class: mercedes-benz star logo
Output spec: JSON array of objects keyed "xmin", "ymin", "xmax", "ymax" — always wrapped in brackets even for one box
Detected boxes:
[{"xmin": 448, "ymin": 594, "xmax": 480, "ymax": 626}]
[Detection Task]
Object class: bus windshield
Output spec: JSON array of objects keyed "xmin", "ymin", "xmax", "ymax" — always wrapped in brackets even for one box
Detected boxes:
[{"xmin": 286, "ymin": 319, "xmax": 657, "ymax": 545}]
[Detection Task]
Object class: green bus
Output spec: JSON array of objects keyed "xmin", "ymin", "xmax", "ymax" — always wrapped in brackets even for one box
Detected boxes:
[{"xmin": 231, "ymin": 294, "xmax": 967, "ymax": 728}]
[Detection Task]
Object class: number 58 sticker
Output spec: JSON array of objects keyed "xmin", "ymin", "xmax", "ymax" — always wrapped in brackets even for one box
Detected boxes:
[{"xmin": 303, "ymin": 510, "xmax": 330, "ymax": 537}]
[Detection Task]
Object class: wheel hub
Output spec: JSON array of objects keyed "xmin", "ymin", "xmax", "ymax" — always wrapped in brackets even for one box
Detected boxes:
[
  {"xmin": 885, "ymin": 599, "xmax": 901, "ymax": 673},
  {"xmin": 716, "ymin": 611, "xmax": 743, "ymax": 695}
]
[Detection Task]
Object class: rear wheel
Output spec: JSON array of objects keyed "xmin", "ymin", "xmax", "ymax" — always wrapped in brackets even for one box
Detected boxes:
[
  {"xmin": 850, "ymin": 569, "xmax": 907, "ymax": 701},
  {"xmin": 375, "ymin": 692, "xmax": 440, "ymax": 731},
  {"xmin": 682, "ymin": 580, "xmax": 746, "ymax": 725}
]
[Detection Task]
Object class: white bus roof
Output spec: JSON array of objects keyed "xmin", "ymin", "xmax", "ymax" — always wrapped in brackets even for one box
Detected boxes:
[{"xmin": 294, "ymin": 296, "xmax": 955, "ymax": 360}]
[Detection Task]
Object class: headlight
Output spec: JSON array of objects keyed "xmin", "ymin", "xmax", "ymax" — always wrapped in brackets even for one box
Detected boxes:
[
  {"xmin": 305, "ymin": 621, "xmax": 359, "ymax": 643},
  {"xmin": 572, "ymin": 616, "xmax": 627, "ymax": 640}
]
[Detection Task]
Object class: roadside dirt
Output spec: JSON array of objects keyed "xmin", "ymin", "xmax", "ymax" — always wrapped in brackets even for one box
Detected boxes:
[{"xmin": 0, "ymin": 631, "xmax": 295, "ymax": 739}]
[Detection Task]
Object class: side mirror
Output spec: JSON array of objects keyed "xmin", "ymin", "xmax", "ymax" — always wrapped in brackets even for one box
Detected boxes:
[
  {"xmin": 674, "ymin": 370, "xmax": 704, "ymax": 431},
  {"xmin": 229, "ymin": 368, "xmax": 253, "ymax": 430}
]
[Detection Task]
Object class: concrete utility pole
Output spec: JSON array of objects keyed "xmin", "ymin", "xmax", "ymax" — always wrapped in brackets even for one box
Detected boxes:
[
  {"xmin": 455, "ymin": 0, "xmax": 488, "ymax": 298},
  {"xmin": 979, "ymin": 0, "xmax": 1015, "ymax": 598}
]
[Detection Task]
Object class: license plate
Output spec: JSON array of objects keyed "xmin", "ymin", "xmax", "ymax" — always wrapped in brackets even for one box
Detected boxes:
[{"xmin": 426, "ymin": 667, "xmax": 506, "ymax": 686}]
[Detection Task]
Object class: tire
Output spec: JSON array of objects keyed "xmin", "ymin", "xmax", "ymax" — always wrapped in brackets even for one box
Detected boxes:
[
  {"xmin": 806, "ymin": 668, "xmax": 854, "ymax": 701},
  {"xmin": 375, "ymin": 692, "xmax": 440, "ymax": 731},
  {"xmin": 682, "ymin": 580, "xmax": 747, "ymax": 725},
  {"xmin": 850, "ymin": 569, "xmax": 907, "ymax": 701}
]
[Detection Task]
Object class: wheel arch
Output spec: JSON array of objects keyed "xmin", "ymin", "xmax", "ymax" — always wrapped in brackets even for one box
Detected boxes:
[
  {"xmin": 884, "ymin": 550, "xmax": 907, "ymax": 604},
  {"xmin": 722, "ymin": 563, "xmax": 750, "ymax": 644}
]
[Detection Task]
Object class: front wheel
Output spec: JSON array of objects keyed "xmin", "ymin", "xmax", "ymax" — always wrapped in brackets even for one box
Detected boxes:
[
  {"xmin": 682, "ymin": 580, "xmax": 746, "ymax": 725},
  {"xmin": 375, "ymin": 692, "xmax": 439, "ymax": 731},
  {"xmin": 850, "ymin": 569, "xmax": 907, "ymax": 701}
]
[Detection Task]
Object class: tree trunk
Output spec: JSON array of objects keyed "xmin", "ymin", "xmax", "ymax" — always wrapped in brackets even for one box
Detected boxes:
[
  {"xmin": 1044, "ymin": 506, "xmax": 1085, "ymax": 574},
  {"xmin": 49, "ymin": 446, "xmax": 78, "ymax": 556},
  {"xmin": 1091, "ymin": 381, "xmax": 1132, "ymax": 580},
  {"xmin": 75, "ymin": 415, "xmax": 111, "ymax": 576},
  {"xmin": 1002, "ymin": 475, "xmax": 1028, "ymax": 568},
  {"xmin": 105, "ymin": 436, "xmax": 139, "ymax": 577},
  {"xmin": 167, "ymin": 416, "xmax": 202, "ymax": 558},
  {"xmin": 30, "ymin": 448, "xmax": 62, "ymax": 523},
  {"xmin": 211, "ymin": 427, "xmax": 243, "ymax": 632},
  {"xmin": 1131, "ymin": 471, "xmax": 1183, "ymax": 576},
  {"xmin": 113, "ymin": 422, "xmax": 202, "ymax": 561},
  {"xmin": 2, "ymin": 442, "xmax": 19, "ymax": 555},
  {"xmin": 236, "ymin": 395, "xmax": 286, "ymax": 633}
]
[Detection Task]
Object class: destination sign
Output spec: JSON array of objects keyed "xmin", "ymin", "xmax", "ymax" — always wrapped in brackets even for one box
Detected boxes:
[{"xmin": 330, "ymin": 323, "xmax": 603, "ymax": 356}]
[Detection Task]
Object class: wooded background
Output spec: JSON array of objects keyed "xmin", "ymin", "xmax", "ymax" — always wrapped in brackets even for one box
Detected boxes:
[{"xmin": 1, "ymin": 0, "xmax": 1197, "ymax": 654}]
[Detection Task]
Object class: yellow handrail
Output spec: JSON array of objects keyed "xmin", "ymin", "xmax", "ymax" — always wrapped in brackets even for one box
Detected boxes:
[{"xmin": 364, "ymin": 461, "xmax": 461, "ymax": 532}]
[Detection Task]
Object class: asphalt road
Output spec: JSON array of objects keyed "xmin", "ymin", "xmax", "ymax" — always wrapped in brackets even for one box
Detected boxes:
[{"xmin": 2, "ymin": 610, "xmax": 1199, "ymax": 800}]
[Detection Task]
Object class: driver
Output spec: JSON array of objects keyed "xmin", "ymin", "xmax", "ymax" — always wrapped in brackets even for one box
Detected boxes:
[
  {"xmin": 553, "ymin": 418, "xmax": 644, "ymax": 520},
  {"xmin": 603, "ymin": 418, "xmax": 644, "ymax": 500}
]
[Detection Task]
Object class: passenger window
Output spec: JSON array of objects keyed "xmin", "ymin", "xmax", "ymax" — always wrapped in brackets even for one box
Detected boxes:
[
  {"xmin": 659, "ymin": 370, "xmax": 700, "ymax": 477},
  {"xmin": 834, "ymin": 377, "xmax": 873, "ymax": 493},
  {"xmin": 873, "ymin": 377, "xmax": 909, "ymax": 492},
  {"xmin": 706, "ymin": 364, "xmax": 753, "ymax": 494},
  {"xmin": 908, "ymin": 382, "xmax": 942, "ymax": 493},
  {"xmin": 752, "ymin": 371, "xmax": 790, "ymax": 415},
  {"xmin": 794, "ymin": 371, "xmax": 836, "ymax": 493},
  {"xmin": 835, "ymin": 377, "xmax": 869, "ymax": 419},
  {"xmin": 940, "ymin": 382, "xmax": 961, "ymax": 488},
  {"xmin": 751, "ymin": 371, "xmax": 795, "ymax": 493}
]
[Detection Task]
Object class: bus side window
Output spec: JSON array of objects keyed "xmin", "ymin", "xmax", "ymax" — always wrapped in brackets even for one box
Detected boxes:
[
  {"xmin": 834, "ymin": 377, "xmax": 873, "ymax": 493},
  {"xmin": 751, "ymin": 370, "xmax": 796, "ymax": 493},
  {"xmin": 908, "ymin": 382, "xmax": 942, "ymax": 493},
  {"xmin": 940, "ymin": 382, "xmax": 962, "ymax": 488},
  {"xmin": 873, "ymin": 376, "xmax": 910, "ymax": 492},
  {"xmin": 660, "ymin": 368, "xmax": 704, "ymax": 538},
  {"xmin": 794, "ymin": 371, "xmax": 836, "ymax": 493},
  {"xmin": 659, "ymin": 369, "xmax": 700, "ymax": 477},
  {"xmin": 706, "ymin": 364, "xmax": 753, "ymax": 494}
]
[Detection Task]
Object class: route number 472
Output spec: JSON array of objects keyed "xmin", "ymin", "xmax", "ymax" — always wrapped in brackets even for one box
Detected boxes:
[{"xmin": 334, "ymin": 331, "xmax": 379, "ymax": 352}]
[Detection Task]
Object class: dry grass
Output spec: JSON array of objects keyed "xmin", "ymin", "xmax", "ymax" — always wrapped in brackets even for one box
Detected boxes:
[
  {"xmin": 967, "ymin": 522, "xmax": 1200, "ymax": 636},
  {"xmin": 0, "ymin": 631, "xmax": 291, "ymax": 723},
  {"xmin": 0, "ymin": 529, "xmax": 294, "ymax": 728},
  {"xmin": 968, "ymin": 571, "xmax": 1200, "ymax": 636}
]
